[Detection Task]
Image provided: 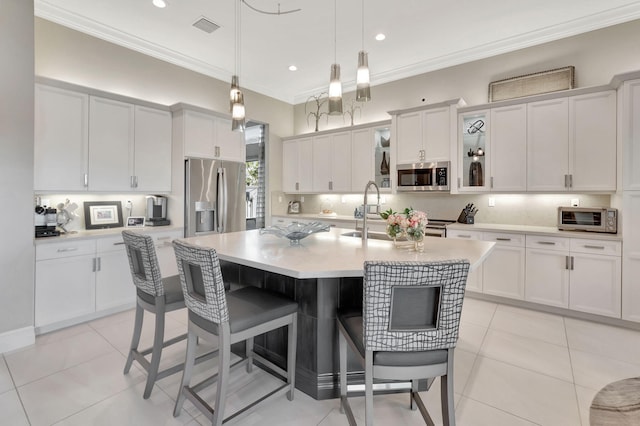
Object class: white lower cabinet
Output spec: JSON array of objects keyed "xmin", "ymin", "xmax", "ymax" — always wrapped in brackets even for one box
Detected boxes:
[
  {"xmin": 525, "ymin": 235, "xmax": 570, "ymax": 308},
  {"xmin": 446, "ymin": 229, "xmax": 483, "ymax": 293},
  {"xmin": 482, "ymin": 232, "xmax": 526, "ymax": 299},
  {"xmin": 35, "ymin": 229, "xmax": 182, "ymax": 332}
]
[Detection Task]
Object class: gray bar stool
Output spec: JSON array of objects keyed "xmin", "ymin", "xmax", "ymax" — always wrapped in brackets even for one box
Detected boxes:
[
  {"xmin": 121, "ymin": 230, "xmax": 190, "ymax": 399},
  {"xmin": 172, "ymin": 239, "xmax": 298, "ymax": 426},
  {"xmin": 338, "ymin": 260, "xmax": 470, "ymax": 426}
]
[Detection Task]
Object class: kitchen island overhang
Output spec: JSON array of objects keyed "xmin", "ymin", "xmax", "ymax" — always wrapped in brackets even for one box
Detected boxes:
[{"xmin": 179, "ymin": 228, "xmax": 495, "ymax": 399}]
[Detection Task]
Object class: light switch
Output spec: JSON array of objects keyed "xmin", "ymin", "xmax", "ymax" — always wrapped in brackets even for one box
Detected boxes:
[{"xmin": 488, "ymin": 197, "xmax": 495, "ymax": 207}]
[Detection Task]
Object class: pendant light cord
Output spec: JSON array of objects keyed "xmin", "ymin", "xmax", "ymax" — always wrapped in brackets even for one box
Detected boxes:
[
  {"xmin": 235, "ymin": 0, "xmax": 241, "ymax": 77},
  {"xmin": 333, "ymin": 0, "xmax": 337, "ymax": 63},
  {"xmin": 361, "ymin": 0, "xmax": 364, "ymax": 50}
]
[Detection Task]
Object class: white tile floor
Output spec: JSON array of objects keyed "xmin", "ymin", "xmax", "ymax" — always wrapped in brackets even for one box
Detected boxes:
[{"xmin": 3, "ymin": 298, "xmax": 640, "ymax": 425}]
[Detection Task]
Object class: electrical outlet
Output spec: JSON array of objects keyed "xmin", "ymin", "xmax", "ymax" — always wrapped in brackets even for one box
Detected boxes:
[
  {"xmin": 571, "ymin": 198, "xmax": 579, "ymax": 207},
  {"xmin": 125, "ymin": 200, "xmax": 132, "ymax": 211},
  {"xmin": 300, "ymin": 196, "xmax": 304, "ymax": 203},
  {"xmin": 488, "ymin": 197, "xmax": 495, "ymax": 207}
]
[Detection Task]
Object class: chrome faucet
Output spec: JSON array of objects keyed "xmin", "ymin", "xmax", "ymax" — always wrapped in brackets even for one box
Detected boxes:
[{"xmin": 362, "ymin": 180, "xmax": 380, "ymax": 241}]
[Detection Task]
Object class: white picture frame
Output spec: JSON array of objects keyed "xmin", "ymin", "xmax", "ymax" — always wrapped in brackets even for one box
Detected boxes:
[{"xmin": 126, "ymin": 216, "xmax": 145, "ymax": 227}]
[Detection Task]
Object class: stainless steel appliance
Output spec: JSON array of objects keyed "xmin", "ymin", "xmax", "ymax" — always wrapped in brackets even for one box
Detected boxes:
[
  {"xmin": 423, "ymin": 219, "xmax": 456, "ymax": 238},
  {"xmin": 558, "ymin": 207, "xmax": 617, "ymax": 234},
  {"xmin": 185, "ymin": 157, "xmax": 246, "ymax": 237},
  {"xmin": 396, "ymin": 161, "xmax": 450, "ymax": 191},
  {"xmin": 146, "ymin": 195, "xmax": 170, "ymax": 226}
]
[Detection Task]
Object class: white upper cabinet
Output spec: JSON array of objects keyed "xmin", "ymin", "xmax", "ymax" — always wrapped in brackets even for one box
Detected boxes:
[
  {"xmin": 351, "ymin": 127, "xmax": 375, "ymax": 192},
  {"xmin": 34, "ymin": 84, "xmax": 89, "ymax": 191},
  {"xmin": 182, "ymin": 109, "xmax": 245, "ymax": 163},
  {"xmin": 621, "ymin": 80, "xmax": 640, "ymax": 190},
  {"xmin": 457, "ymin": 110, "xmax": 490, "ymax": 193},
  {"xmin": 282, "ymin": 137, "xmax": 313, "ymax": 193},
  {"xmin": 569, "ymin": 90, "xmax": 616, "ymax": 191},
  {"xmin": 88, "ymin": 96, "xmax": 135, "ymax": 191},
  {"xmin": 394, "ymin": 102, "xmax": 460, "ymax": 164},
  {"xmin": 526, "ymin": 90, "xmax": 616, "ymax": 192},
  {"xmin": 133, "ymin": 106, "xmax": 172, "ymax": 192},
  {"xmin": 312, "ymin": 132, "xmax": 351, "ymax": 192},
  {"xmin": 526, "ymin": 98, "xmax": 569, "ymax": 191},
  {"xmin": 490, "ymin": 104, "xmax": 527, "ymax": 192}
]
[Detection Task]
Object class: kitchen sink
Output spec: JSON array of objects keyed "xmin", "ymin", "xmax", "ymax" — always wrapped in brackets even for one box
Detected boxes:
[{"xmin": 341, "ymin": 231, "xmax": 404, "ymax": 241}]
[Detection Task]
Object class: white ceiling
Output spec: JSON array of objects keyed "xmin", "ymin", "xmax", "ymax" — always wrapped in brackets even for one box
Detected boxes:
[{"xmin": 35, "ymin": 0, "xmax": 640, "ymax": 104}]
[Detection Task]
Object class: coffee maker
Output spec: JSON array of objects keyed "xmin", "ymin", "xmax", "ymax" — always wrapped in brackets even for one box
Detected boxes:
[
  {"xmin": 145, "ymin": 195, "xmax": 170, "ymax": 226},
  {"xmin": 35, "ymin": 204, "xmax": 60, "ymax": 238}
]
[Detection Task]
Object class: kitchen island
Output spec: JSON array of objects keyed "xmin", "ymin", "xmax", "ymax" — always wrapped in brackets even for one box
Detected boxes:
[{"xmin": 181, "ymin": 227, "xmax": 495, "ymax": 399}]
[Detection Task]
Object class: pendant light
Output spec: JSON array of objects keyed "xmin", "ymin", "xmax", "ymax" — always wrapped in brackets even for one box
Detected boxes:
[
  {"xmin": 328, "ymin": 0, "xmax": 342, "ymax": 115},
  {"xmin": 356, "ymin": 0, "xmax": 371, "ymax": 102},
  {"xmin": 230, "ymin": 0, "xmax": 245, "ymax": 132}
]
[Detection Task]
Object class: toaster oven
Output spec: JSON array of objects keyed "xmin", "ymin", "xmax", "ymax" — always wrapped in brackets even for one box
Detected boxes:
[{"xmin": 557, "ymin": 207, "xmax": 617, "ymax": 234}]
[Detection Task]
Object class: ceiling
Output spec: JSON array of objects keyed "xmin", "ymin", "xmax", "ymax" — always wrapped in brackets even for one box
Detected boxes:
[{"xmin": 35, "ymin": 0, "xmax": 640, "ymax": 105}]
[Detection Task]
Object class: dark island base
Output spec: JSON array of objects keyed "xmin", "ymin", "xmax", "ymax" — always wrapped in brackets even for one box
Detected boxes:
[{"xmin": 220, "ymin": 260, "xmax": 428, "ymax": 400}]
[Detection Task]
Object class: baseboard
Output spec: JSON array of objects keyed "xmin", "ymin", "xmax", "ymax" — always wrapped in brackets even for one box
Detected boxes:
[{"xmin": 0, "ymin": 326, "xmax": 35, "ymax": 354}]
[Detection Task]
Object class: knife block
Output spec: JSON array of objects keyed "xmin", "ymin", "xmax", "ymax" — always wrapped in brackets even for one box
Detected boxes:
[{"xmin": 457, "ymin": 210, "xmax": 475, "ymax": 224}]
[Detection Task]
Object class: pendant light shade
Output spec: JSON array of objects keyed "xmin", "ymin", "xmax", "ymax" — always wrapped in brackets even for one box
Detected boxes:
[
  {"xmin": 356, "ymin": 51, "xmax": 371, "ymax": 102},
  {"xmin": 328, "ymin": 0, "xmax": 343, "ymax": 115},
  {"xmin": 328, "ymin": 63, "xmax": 343, "ymax": 115},
  {"xmin": 230, "ymin": 0, "xmax": 245, "ymax": 132},
  {"xmin": 356, "ymin": 0, "xmax": 371, "ymax": 102}
]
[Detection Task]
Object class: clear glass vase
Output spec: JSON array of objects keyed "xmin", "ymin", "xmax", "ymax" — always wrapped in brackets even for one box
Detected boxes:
[{"xmin": 407, "ymin": 232, "xmax": 424, "ymax": 252}]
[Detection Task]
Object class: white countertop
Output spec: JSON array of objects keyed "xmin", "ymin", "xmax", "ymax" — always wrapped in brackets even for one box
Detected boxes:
[
  {"xmin": 447, "ymin": 222, "xmax": 622, "ymax": 241},
  {"xmin": 180, "ymin": 227, "xmax": 495, "ymax": 279},
  {"xmin": 34, "ymin": 225, "xmax": 184, "ymax": 245}
]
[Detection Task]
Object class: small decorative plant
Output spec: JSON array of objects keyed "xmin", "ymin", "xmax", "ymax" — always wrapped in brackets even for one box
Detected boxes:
[
  {"xmin": 305, "ymin": 92, "xmax": 329, "ymax": 132},
  {"xmin": 402, "ymin": 207, "xmax": 429, "ymax": 241},
  {"xmin": 380, "ymin": 208, "xmax": 405, "ymax": 239},
  {"xmin": 343, "ymin": 98, "xmax": 362, "ymax": 126}
]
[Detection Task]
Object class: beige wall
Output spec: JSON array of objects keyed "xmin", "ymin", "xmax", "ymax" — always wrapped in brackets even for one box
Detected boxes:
[
  {"xmin": 293, "ymin": 19, "xmax": 640, "ymax": 134},
  {"xmin": 0, "ymin": 0, "xmax": 35, "ymax": 344}
]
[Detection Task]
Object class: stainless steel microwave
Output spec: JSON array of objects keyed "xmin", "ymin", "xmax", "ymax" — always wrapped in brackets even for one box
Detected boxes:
[
  {"xmin": 396, "ymin": 161, "xmax": 450, "ymax": 191},
  {"xmin": 557, "ymin": 207, "xmax": 617, "ymax": 234}
]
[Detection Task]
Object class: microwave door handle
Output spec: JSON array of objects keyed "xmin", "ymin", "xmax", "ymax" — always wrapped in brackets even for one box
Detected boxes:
[{"xmin": 219, "ymin": 167, "xmax": 228, "ymax": 233}]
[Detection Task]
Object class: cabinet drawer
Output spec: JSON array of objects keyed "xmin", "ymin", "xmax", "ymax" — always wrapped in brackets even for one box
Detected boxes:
[
  {"xmin": 36, "ymin": 239, "xmax": 96, "ymax": 261},
  {"xmin": 447, "ymin": 229, "xmax": 482, "ymax": 240},
  {"xmin": 483, "ymin": 232, "xmax": 525, "ymax": 247},
  {"xmin": 570, "ymin": 239, "xmax": 621, "ymax": 256},
  {"xmin": 526, "ymin": 235, "xmax": 570, "ymax": 251},
  {"xmin": 96, "ymin": 236, "xmax": 126, "ymax": 253}
]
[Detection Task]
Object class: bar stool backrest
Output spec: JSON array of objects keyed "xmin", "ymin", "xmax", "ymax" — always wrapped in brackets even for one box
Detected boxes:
[
  {"xmin": 363, "ymin": 260, "xmax": 470, "ymax": 352},
  {"xmin": 172, "ymin": 239, "xmax": 229, "ymax": 324},
  {"xmin": 122, "ymin": 230, "xmax": 165, "ymax": 297}
]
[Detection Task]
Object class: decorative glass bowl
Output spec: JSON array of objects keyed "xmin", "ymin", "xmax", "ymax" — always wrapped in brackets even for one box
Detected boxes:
[{"xmin": 260, "ymin": 221, "xmax": 330, "ymax": 245}]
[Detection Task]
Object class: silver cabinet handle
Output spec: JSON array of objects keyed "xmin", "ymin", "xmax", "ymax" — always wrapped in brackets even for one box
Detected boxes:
[
  {"xmin": 583, "ymin": 245, "xmax": 605, "ymax": 250},
  {"xmin": 113, "ymin": 241, "xmax": 125, "ymax": 246},
  {"xmin": 564, "ymin": 174, "xmax": 569, "ymax": 188},
  {"xmin": 329, "ymin": 181, "xmax": 333, "ymax": 191},
  {"xmin": 84, "ymin": 173, "xmax": 88, "ymax": 187},
  {"xmin": 215, "ymin": 146, "xmax": 221, "ymax": 157},
  {"xmin": 57, "ymin": 247, "xmax": 78, "ymax": 253},
  {"xmin": 569, "ymin": 174, "xmax": 573, "ymax": 188},
  {"xmin": 496, "ymin": 238, "xmax": 512, "ymax": 241},
  {"xmin": 570, "ymin": 256, "xmax": 574, "ymax": 270},
  {"xmin": 96, "ymin": 257, "xmax": 101, "ymax": 272},
  {"xmin": 92, "ymin": 258, "xmax": 97, "ymax": 272},
  {"xmin": 130, "ymin": 176, "xmax": 135, "ymax": 188},
  {"xmin": 565, "ymin": 255, "xmax": 570, "ymax": 270},
  {"xmin": 456, "ymin": 235, "xmax": 471, "ymax": 239},
  {"xmin": 490, "ymin": 176, "xmax": 494, "ymax": 189},
  {"xmin": 295, "ymin": 182, "xmax": 299, "ymax": 191},
  {"xmin": 537, "ymin": 241, "xmax": 556, "ymax": 245}
]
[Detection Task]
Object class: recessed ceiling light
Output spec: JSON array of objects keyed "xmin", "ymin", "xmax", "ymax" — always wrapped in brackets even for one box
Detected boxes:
[
  {"xmin": 152, "ymin": 0, "xmax": 167, "ymax": 8},
  {"xmin": 375, "ymin": 33, "xmax": 386, "ymax": 41},
  {"xmin": 288, "ymin": 65, "xmax": 298, "ymax": 71}
]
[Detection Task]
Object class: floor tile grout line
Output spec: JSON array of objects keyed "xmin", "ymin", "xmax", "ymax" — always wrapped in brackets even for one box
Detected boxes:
[
  {"xmin": 2, "ymin": 354, "xmax": 33, "ymax": 426},
  {"xmin": 473, "ymin": 352, "xmax": 576, "ymax": 386},
  {"xmin": 564, "ymin": 315, "xmax": 587, "ymax": 426},
  {"xmin": 457, "ymin": 394, "xmax": 544, "ymax": 425}
]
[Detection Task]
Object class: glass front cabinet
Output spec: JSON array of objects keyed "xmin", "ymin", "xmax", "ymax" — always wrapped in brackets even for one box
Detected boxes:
[
  {"xmin": 457, "ymin": 110, "xmax": 490, "ymax": 192},
  {"xmin": 374, "ymin": 126, "xmax": 391, "ymax": 190}
]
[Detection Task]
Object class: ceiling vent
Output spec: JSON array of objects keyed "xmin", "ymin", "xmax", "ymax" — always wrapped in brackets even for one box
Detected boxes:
[{"xmin": 193, "ymin": 17, "xmax": 220, "ymax": 34}]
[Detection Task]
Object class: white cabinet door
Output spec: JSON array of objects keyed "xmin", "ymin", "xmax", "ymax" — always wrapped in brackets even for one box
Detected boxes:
[
  {"xmin": 525, "ymin": 235, "xmax": 571, "ymax": 308},
  {"xmin": 183, "ymin": 110, "xmax": 216, "ymax": 158},
  {"xmin": 215, "ymin": 118, "xmax": 245, "ymax": 163},
  {"xmin": 570, "ymin": 252, "xmax": 621, "ymax": 318},
  {"xmin": 621, "ymin": 80, "xmax": 640, "ymax": 190},
  {"xmin": 297, "ymin": 138, "xmax": 313, "ymax": 192},
  {"xmin": 134, "ymin": 106, "xmax": 172, "ymax": 192},
  {"xmin": 458, "ymin": 110, "xmax": 491, "ymax": 192},
  {"xmin": 88, "ymin": 96, "xmax": 135, "ymax": 191},
  {"xmin": 527, "ymin": 98, "xmax": 569, "ymax": 191},
  {"xmin": 282, "ymin": 140, "xmax": 299, "ymax": 193},
  {"xmin": 490, "ymin": 104, "xmax": 527, "ymax": 192},
  {"xmin": 35, "ymin": 254, "xmax": 96, "ymax": 328},
  {"xmin": 622, "ymin": 192, "xmax": 640, "ymax": 321},
  {"xmin": 423, "ymin": 106, "xmax": 451, "ymax": 161},
  {"xmin": 351, "ymin": 127, "xmax": 374, "ymax": 191},
  {"xmin": 482, "ymin": 232, "xmax": 525, "ymax": 299},
  {"xmin": 95, "ymin": 238, "xmax": 134, "ymax": 311},
  {"xmin": 331, "ymin": 132, "xmax": 352, "ymax": 192},
  {"xmin": 34, "ymin": 84, "xmax": 89, "ymax": 191},
  {"xmin": 396, "ymin": 112, "xmax": 422, "ymax": 164},
  {"xmin": 569, "ymin": 91, "xmax": 617, "ymax": 191},
  {"xmin": 312, "ymin": 135, "xmax": 332, "ymax": 192},
  {"xmin": 447, "ymin": 229, "xmax": 483, "ymax": 293}
]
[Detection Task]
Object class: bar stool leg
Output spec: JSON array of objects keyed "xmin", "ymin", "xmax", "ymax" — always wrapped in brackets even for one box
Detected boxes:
[
  {"xmin": 365, "ymin": 351, "xmax": 374, "ymax": 426},
  {"xmin": 143, "ymin": 302, "xmax": 166, "ymax": 399},
  {"xmin": 339, "ymin": 330, "xmax": 347, "ymax": 414},
  {"xmin": 246, "ymin": 337, "xmax": 254, "ymax": 373},
  {"xmin": 124, "ymin": 303, "xmax": 144, "ymax": 374},
  {"xmin": 287, "ymin": 313, "xmax": 297, "ymax": 401},
  {"xmin": 411, "ymin": 379, "xmax": 419, "ymax": 410},
  {"xmin": 213, "ymin": 329, "xmax": 231, "ymax": 426},
  {"xmin": 173, "ymin": 330, "xmax": 197, "ymax": 417}
]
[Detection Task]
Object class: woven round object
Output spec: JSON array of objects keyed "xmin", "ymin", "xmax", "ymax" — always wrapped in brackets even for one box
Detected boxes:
[{"xmin": 590, "ymin": 377, "xmax": 640, "ymax": 425}]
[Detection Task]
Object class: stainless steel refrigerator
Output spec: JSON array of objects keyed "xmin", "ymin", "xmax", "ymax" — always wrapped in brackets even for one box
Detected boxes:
[{"xmin": 185, "ymin": 157, "xmax": 246, "ymax": 237}]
